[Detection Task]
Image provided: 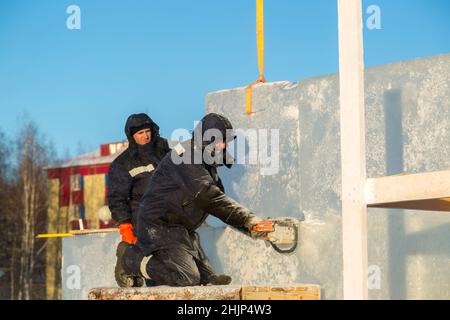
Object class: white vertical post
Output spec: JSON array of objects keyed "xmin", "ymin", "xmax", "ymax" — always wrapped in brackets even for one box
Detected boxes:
[{"xmin": 337, "ymin": 0, "xmax": 368, "ymax": 300}]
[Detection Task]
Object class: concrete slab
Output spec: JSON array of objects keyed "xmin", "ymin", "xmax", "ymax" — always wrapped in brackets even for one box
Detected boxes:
[{"xmin": 88, "ymin": 285, "xmax": 242, "ymax": 300}]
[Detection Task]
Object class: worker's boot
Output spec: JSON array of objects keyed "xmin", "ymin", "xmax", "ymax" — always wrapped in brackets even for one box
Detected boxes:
[
  {"xmin": 190, "ymin": 231, "xmax": 231, "ymax": 286},
  {"xmin": 114, "ymin": 241, "xmax": 144, "ymax": 288},
  {"xmin": 206, "ymin": 274, "xmax": 232, "ymax": 286}
]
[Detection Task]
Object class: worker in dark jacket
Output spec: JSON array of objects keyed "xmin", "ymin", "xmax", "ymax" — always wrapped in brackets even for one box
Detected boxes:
[
  {"xmin": 108, "ymin": 113, "xmax": 170, "ymax": 286},
  {"xmin": 115, "ymin": 113, "xmax": 266, "ymax": 287}
]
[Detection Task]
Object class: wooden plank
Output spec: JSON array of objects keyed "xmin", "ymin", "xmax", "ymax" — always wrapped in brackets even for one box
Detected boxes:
[
  {"xmin": 241, "ymin": 285, "xmax": 321, "ymax": 300},
  {"xmin": 88, "ymin": 285, "xmax": 321, "ymax": 300},
  {"xmin": 70, "ymin": 228, "xmax": 118, "ymax": 235},
  {"xmin": 337, "ymin": 0, "xmax": 368, "ymax": 300},
  {"xmin": 366, "ymin": 170, "xmax": 450, "ymax": 211}
]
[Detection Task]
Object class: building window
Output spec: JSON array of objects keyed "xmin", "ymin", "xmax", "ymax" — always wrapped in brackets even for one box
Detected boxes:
[
  {"xmin": 70, "ymin": 205, "xmax": 85, "ymax": 221},
  {"xmin": 71, "ymin": 174, "xmax": 81, "ymax": 191},
  {"xmin": 70, "ymin": 205, "xmax": 80, "ymax": 221}
]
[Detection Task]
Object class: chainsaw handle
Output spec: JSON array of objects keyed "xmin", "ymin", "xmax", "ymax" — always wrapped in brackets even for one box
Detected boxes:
[{"xmin": 251, "ymin": 219, "xmax": 274, "ymax": 232}]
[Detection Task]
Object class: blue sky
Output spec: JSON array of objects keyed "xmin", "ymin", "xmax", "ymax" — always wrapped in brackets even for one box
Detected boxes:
[{"xmin": 0, "ymin": 0, "xmax": 449, "ymax": 157}]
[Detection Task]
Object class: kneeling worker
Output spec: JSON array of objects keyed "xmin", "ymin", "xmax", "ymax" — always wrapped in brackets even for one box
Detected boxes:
[{"xmin": 115, "ymin": 113, "xmax": 266, "ymax": 287}]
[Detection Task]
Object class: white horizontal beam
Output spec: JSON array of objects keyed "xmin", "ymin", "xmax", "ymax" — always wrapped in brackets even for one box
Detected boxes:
[{"xmin": 366, "ymin": 170, "xmax": 450, "ymax": 211}]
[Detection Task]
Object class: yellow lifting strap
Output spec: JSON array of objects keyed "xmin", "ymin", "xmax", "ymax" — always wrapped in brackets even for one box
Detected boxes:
[{"xmin": 246, "ymin": 0, "xmax": 266, "ymax": 115}]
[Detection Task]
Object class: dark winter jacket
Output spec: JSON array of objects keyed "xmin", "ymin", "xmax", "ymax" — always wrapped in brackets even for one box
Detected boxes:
[
  {"xmin": 107, "ymin": 114, "xmax": 170, "ymax": 225},
  {"xmin": 135, "ymin": 113, "xmax": 255, "ymax": 255}
]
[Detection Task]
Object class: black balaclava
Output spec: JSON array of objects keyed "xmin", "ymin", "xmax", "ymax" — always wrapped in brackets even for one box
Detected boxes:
[
  {"xmin": 124, "ymin": 113, "xmax": 160, "ymax": 163},
  {"xmin": 192, "ymin": 113, "xmax": 235, "ymax": 168}
]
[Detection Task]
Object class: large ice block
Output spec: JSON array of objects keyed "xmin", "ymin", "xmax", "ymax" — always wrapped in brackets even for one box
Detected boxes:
[{"xmin": 205, "ymin": 54, "xmax": 450, "ymax": 299}]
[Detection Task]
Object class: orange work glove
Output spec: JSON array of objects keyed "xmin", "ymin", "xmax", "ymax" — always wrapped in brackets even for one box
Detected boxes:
[{"xmin": 119, "ymin": 223, "xmax": 137, "ymax": 244}]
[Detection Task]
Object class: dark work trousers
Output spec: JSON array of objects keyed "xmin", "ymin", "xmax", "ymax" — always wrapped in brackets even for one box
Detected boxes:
[{"xmin": 123, "ymin": 231, "xmax": 215, "ymax": 287}]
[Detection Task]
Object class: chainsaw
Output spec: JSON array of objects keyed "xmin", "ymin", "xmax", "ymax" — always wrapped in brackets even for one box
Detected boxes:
[{"xmin": 250, "ymin": 217, "xmax": 303, "ymax": 254}]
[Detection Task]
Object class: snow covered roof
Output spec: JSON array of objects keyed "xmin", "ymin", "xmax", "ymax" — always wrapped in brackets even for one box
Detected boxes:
[
  {"xmin": 57, "ymin": 150, "xmax": 123, "ymax": 168},
  {"xmin": 46, "ymin": 142, "xmax": 128, "ymax": 169}
]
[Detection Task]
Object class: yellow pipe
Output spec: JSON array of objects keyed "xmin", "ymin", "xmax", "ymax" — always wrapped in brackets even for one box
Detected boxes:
[{"xmin": 36, "ymin": 233, "xmax": 74, "ymax": 238}]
